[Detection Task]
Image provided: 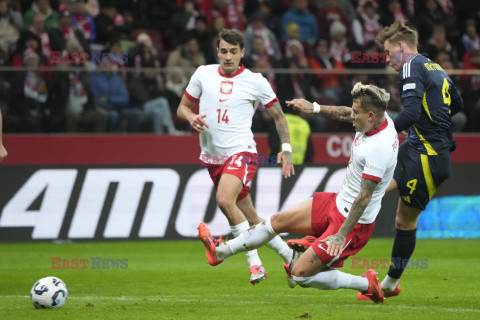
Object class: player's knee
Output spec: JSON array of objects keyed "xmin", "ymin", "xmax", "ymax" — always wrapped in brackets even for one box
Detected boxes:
[
  {"xmin": 291, "ymin": 264, "xmax": 303, "ymax": 278},
  {"xmin": 269, "ymin": 212, "xmax": 287, "ymax": 233},
  {"xmin": 395, "ymin": 212, "xmax": 417, "ymax": 230},
  {"xmin": 291, "ymin": 265, "xmax": 310, "ymax": 287},
  {"xmin": 291, "ymin": 275, "xmax": 310, "ymax": 288},
  {"xmin": 216, "ymin": 194, "xmax": 235, "ymax": 214}
]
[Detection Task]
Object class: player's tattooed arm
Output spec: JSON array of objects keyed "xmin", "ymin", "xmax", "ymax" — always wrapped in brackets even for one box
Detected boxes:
[
  {"xmin": 267, "ymin": 101, "xmax": 290, "ymax": 143},
  {"xmin": 338, "ymin": 178, "xmax": 378, "ymax": 237},
  {"xmin": 320, "ymin": 178, "xmax": 378, "ymax": 256},
  {"xmin": 267, "ymin": 101, "xmax": 295, "ymax": 178},
  {"xmin": 286, "ymin": 99, "xmax": 353, "ymax": 123},
  {"xmin": 318, "ymin": 105, "xmax": 353, "ymax": 123}
]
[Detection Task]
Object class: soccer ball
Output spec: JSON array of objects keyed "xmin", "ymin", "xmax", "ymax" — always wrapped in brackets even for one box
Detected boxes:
[{"xmin": 30, "ymin": 276, "xmax": 68, "ymax": 309}]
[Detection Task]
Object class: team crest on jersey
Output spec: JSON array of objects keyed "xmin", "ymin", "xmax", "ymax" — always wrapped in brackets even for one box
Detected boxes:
[{"xmin": 220, "ymin": 81, "xmax": 233, "ymax": 94}]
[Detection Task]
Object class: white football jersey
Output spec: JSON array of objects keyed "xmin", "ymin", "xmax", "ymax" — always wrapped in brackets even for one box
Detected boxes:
[
  {"xmin": 184, "ymin": 64, "xmax": 278, "ymax": 164},
  {"xmin": 336, "ymin": 115, "xmax": 399, "ymax": 224}
]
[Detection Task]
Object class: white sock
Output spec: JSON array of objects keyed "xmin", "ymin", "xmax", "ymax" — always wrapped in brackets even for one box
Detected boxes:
[
  {"xmin": 265, "ymin": 236, "xmax": 293, "ymax": 264},
  {"xmin": 292, "ymin": 270, "xmax": 369, "ymax": 291},
  {"xmin": 230, "ymin": 220, "xmax": 262, "ymax": 266},
  {"xmin": 381, "ymin": 275, "xmax": 399, "ymax": 293},
  {"xmin": 216, "ymin": 218, "xmax": 276, "ymax": 261}
]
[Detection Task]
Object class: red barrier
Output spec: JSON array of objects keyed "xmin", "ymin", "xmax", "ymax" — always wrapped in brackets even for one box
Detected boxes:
[{"xmin": 2, "ymin": 133, "xmax": 480, "ymax": 165}]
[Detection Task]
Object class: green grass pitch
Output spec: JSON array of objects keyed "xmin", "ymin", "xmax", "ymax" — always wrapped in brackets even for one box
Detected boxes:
[{"xmin": 0, "ymin": 239, "xmax": 479, "ymax": 319}]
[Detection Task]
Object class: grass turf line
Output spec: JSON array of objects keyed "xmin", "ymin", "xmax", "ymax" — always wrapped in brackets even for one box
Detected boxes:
[{"xmin": 0, "ymin": 239, "xmax": 479, "ymax": 319}]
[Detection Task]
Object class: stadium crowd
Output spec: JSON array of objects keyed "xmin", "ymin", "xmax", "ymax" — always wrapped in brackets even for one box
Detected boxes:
[{"xmin": 0, "ymin": 0, "xmax": 479, "ymax": 134}]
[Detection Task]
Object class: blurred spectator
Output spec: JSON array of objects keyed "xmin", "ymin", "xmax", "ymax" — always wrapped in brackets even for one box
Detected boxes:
[
  {"xmin": 127, "ymin": 32, "xmax": 160, "ymax": 78},
  {"xmin": 313, "ymin": 0, "xmax": 355, "ymax": 21},
  {"xmin": 128, "ymin": 68, "xmax": 181, "ymax": 135},
  {"xmin": 329, "ymin": 20, "xmax": 352, "ymax": 64},
  {"xmin": 48, "ymin": 39, "xmax": 106, "ymax": 132},
  {"xmin": 23, "ymin": 0, "xmax": 59, "ymax": 30},
  {"xmin": 0, "ymin": 75, "xmax": 11, "ymax": 130},
  {"xmin": 384, "ymin": 73, "xmax": 402, "ymax": 119},
  {"xmin": 418, "ymin": 0, "xmax": 451, "ymax": 43},
  {"xmin": 316, "ymin": 0, "xmax": 350, "ymax": 40},
  {"xmin": 381, "ymin": 0, "xmax": 407, "ymax": 26},
  {"xmin": 155, "ymin": 73, "xmax": 185, "ymax": 124},
  {"xmin": 198, "ymin": 0, "xmax": 244, "ymax": 31},
  {"xmin": 281, "ymin": 0, "xmax": 318, "ymax": 45},
  {"xmin": 435, "ymin": 50, "xmax": 454, "ymax": 69},
  {"xmin": 212, "ymin": 15, "xmax": 226, "ymax": 36},
  {"xmin": 49, "ymin": 8, "xmax": 90, "ymax": 53},
  {"xmin": 462, "ymin": 19, "xmax": 480, "ymax": 52},
  {"xmin": 127, "ymin": 32, "xmax": 160, "ymax": 79},
  {"xmin": 423, "ymin": 24, "xmax": 457, "ymax": 63},
  {"xmin": 70, "ymin": 0, "xmax": 96, "ymax": 42},
  {"xmin": 104, "ymin": 40, "xmax": 126, "ymax": 81},
  {"xmin": 5, "ymin": 0, "xmax": 22, "ymax": 29},
  {"xmin": 253, "ymin": 56, "xmax": 277, "ymax": 91},
  {"xmin": 362, "ymin": 41, "xmax": 385, "ymax": 69},
  {"xmin": 84, "ymin": 0, "xmax": 99, "ymax": 17},
  {"xmin": 244, "ymin": 12, "xmax": 282, "ymax": 62},
  {"xmin": 165, "ymin": 68, "xmax": 188, "ymax": 102},
  {"xmin": 244, "ymin": 35, "xmax": 280, "ymax": 81},
  {"xmin": 352, "ymin": 1, "xmax": 382, "ymax": 48},
  {"xmin": 13, "ymin": 32, "xmax": 44, "ymax": 67},
  {"xmin": 285, "ymin": 22, "xmax": 300, "ymax": 41},
  {"xmin": 128, "ymin": 0, "xmax": 175, "ymax": 30},
  {"xmin": 461, "ymin": 49, "xmax": 480, "ymax": 131},
  {"xmin": 285, "ymin": 39, "xmax": 308, "ymax": 68},
  {"xmin": 166, "ymin": 35, "xmax": 206, "ymax": 78},
  {"xmin": 277, "ymin": 58, "xmax": 326, "ymax": 132},
  {"xmin": 189, "ymin": 15, "xmax": 216, "ymax": 64},
  {"xmin": 171, "ymin": 0, "xmax": 199, "ymax": 35},
  {"xmin": 354, "ymin": 0, "xmax": 378, "ymax": 14},
  {"xmin": 281, "ymin": 22, "xmax": 310, "ymax": 57},
  {"xmin": 8, "ymin": 49, "xmax": 49, "ymax": 132},
  {"xmin": 89, "ymin": 60, "xmax": 142, "ymax": 132},
  {"xmin": 308, "ymin": 39, "xmax": 345, "ymax": 104},
  {"xmin": 18, "ymin": 14, "xmax": 52, "ymax": 59},
  {"xmin": 0, "ymin": 0, "xmax": 20, "ymax": 62},
  {"xmin": 257, "ymin": 1, "xmax": 281, "ymax": 38},
  {"xmin": 94, "ymin": 1, "xmax": 131, "ymax": 45}
]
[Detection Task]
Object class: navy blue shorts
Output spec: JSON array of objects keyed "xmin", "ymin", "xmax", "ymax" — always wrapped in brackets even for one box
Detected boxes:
[{"xmin": 393, "ymin": 142, "xmax": 451, "ymax": 210}]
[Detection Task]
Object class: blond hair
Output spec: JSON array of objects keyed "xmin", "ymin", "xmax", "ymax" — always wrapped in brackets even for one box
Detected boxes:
[
  {"xmin": 351, "ymin": 82, "xmax": 390, "ymax": 112},
  {"xmin": 376, "ymin": 20, "xmax": 418, "ymax": 48}
]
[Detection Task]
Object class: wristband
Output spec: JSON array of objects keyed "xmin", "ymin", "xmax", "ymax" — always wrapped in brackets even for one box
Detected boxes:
[
  {"xmin": 281, "ymin": 143, "xmax": 292, "ymax": 153},
  {"xmin": 313, "ymin": 102, "xmax": 321, "ymax": 113}
]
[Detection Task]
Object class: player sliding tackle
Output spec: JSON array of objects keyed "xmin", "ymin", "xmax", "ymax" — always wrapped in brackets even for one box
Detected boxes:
[
  {"xmin": 178, "ymin": 29, "xmax": 295, "ymax": 285},
  {"xmin": 199, "ymin": 83, "xmax": 398, "ymax": 303}
]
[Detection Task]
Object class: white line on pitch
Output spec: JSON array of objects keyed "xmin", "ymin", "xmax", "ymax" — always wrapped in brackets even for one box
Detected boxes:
[{"xmin": 3, "ymin": 295, "xmax": 480, "ymax": 313}]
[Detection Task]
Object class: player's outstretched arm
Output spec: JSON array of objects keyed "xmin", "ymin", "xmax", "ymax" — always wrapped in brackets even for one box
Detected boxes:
[
  {"xmin": 177, "ymin": 95, "xmax": 209, "ymax": 133},
  {"xmin": 286, "ymin": 99, "xmax": 353, "ymax": 123},
  {"xmin": 320, "ymin": 178, "xmax": 378, "ymax": 256},
  {"xmin": 267, "ymin": 101, "xmax": 294, "ymax": 178},
  {"xmin": 0, "ymin": 109, "xmax": 7, "ymax": 164}
]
